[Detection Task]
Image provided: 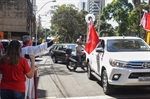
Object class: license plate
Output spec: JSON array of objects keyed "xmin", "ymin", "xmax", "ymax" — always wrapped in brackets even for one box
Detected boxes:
[{"xmin": 138, "ymin": 77, "xmax": 150, "ymax": 81}]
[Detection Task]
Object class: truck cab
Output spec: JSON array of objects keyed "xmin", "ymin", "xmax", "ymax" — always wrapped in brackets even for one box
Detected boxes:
[{"xmin": 86, "ymin": 36, "xmax": 150, "ymax": 94}]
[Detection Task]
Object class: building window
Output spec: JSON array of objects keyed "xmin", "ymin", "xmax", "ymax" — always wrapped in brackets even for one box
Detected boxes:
[{"xmin": 83, "ymin": 2, "xmax": 85, "ymax": 10}]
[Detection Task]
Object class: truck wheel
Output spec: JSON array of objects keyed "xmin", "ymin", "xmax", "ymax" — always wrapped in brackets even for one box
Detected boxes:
[
  {"xmin": 102, "ymin": 70, "xmax": 115, "ymax": 95},
  {"xmin": 52, "ymin": 56, "xmax": 57, "ymax": 63},
  {"xmin": 87, "ymin": 63, "xmax": 95, "ymax": 80}
]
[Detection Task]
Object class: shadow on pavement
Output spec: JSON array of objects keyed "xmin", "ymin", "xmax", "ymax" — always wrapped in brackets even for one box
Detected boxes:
[
  {"xmin": 37, "ymin": 64, "xmax": 73, "ymax": 76},
  {"xmin": 96, "ymin": 80, "xmax": 150, "ymax": 99},
  {"xmin": 35, "ymin": 59, "xmax": 43, "ymax": 62},
  {"xmin": 75, "ymin": 70, "xmax": 87, "ymax": 73},
  {"xmin": 37, "ymin": 89, "xmax": 47, "ymax": 98},
  {"xmin": 36, "ymin": 77, "xmax": 46, "ymax": 98}
]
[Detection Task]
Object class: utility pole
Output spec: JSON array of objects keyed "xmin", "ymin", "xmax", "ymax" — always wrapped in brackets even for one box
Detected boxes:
[
  {"xmin": 31, "ymin": 0, "xmax": 33, "ymax": 40},
  {"xmin": 139, "ymin": 1, "xmax": 141, "ymax": 37},
  {"xmin": 149, "ymin": 0, "xmax": 150, "ymax": 12},
  {"xmin": 35, "ymin": 0, "xmax": 56, "ymax": 45}
]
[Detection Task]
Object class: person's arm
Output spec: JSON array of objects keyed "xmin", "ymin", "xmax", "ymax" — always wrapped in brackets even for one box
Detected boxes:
[
  {"xmin": 21, "ymin": 38, "xmax": 57, "ymax": 57},
  {"xmin": 47, "ymin": 38, "xmax": 57, "ymax": 47},
  {"xmin": 47, "ymin": 40, "xmax": 53, "ymax": 47},
  {"xmin": 25, "ymin": 55, "xmax": 35, "ymax": 78}
]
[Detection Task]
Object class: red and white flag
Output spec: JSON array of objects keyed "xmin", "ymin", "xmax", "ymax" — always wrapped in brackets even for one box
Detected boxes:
[
  {"xmin": 140, "ymin": 11, "xmax": 150, "ymax": 31},
  {"xmin": 85, "ymin": 22, "xmax": 100, "ymax": 54}
]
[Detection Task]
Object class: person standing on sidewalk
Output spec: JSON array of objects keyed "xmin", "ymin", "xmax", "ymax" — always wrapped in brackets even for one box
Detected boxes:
[
  {"xmin": 0, "ymin": 40, "xmax": 35, "ymax": 99},
  {"xmin": 21, "ymin": 35, "xmax": 57, "ymax": 99}
]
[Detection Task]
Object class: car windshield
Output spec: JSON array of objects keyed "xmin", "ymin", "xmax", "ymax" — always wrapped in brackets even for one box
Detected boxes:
[
  {"xmin": 67, "ymin": 45, "xmax": 76, "ymax": 51},
  {"xmin": 107, "ymin": 39, "xmax": 150, "ymax": 52}
]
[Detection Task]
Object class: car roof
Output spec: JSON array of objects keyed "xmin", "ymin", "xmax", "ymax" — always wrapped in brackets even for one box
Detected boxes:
[
  {"xmin": 100, "ymin": 36, "xmax": 141, "ymax": 40},
  {"xmin": 55, "ymin": 43, "xmax": 77, "ymax": 45},
  {"xmin": 1, "ymin": 39, "xmax": 23, "ymax": 46},
  {"xmin": 1, "ymin": 39, "xmax": 11, "ymax": 42}
]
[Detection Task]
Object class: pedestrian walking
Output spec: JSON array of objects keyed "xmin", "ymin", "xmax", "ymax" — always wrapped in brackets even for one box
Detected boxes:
[{"xmin": 0, "ymin": 40, "xmax": 35, "ymax": 99}]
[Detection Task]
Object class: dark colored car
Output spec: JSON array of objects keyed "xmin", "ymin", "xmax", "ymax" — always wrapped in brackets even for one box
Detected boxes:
[{"xmin": 50, "ymin": 43, "xmax": 77, "ymax": 63}]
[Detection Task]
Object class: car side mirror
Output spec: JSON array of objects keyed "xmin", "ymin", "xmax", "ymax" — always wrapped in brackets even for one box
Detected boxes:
[{"xmin": 96, "ymin": 47, "xmax": 104, "ymax": 53}]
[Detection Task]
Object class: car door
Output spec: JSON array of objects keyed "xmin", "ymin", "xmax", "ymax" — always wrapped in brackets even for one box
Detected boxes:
[
  {"xmin": 51, "ymin": 44, "xmax": 59, "ymax": 58},
  {"xmin": 60, "ymin": 45, "xmax": 68, "ymax": 61},
  {"xmin": 91, "ymin": 40, "xmax": 105, "ymax": 74},
  {"xmin": 55, "ymin": 44, "xmax": 63, "ymax": 61}
]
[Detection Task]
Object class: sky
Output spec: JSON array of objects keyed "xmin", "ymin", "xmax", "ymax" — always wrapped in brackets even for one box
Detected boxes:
[{"xmin": 36, "ymin": 0, "xmax": 79, "ymax": 28}]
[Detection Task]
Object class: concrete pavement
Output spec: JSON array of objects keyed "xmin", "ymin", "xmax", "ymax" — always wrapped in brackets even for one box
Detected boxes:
[
  {"xmin": 35, "ymin": 54, "xmax": 115, "ymax": 99},
  {"xmin": 36, "ymin": 55, "xmax": 150, "ymax": 99}
]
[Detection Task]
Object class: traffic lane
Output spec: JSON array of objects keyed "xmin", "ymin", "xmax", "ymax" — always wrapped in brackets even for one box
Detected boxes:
[
  {"xmin": 91, "ymin": 74, "xmax": 150, "ymax": 98},
  {"xmin": 36, "ymin": 59, "xmax": 105, "ymax": 98},
  {"xmin": 110, "ymin": 86, "xmax": 150, "ymax": 98},
  {"xmin": 36, "ymin": 57, "xmax": 150, "ymax": 99}
]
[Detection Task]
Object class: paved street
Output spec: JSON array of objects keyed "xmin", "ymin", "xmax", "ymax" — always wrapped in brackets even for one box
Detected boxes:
[
  {"xmin": 36, "ymin": 55, "xmax": 150, "ymax": 99},
  {"xmin": 36, "ymin": 55, "xmax": 105, "ymax": 99}
]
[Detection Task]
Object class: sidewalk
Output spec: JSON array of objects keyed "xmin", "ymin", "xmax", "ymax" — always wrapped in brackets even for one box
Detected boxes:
[{"xmin": 35, "ymin": 54, "xmax": 55, "ymax": 99}]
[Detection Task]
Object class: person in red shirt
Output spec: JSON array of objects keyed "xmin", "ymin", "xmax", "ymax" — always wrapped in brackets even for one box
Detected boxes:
[{"xmin": 0, "ymin": 40, "xmax": 35, "ymax": 99}]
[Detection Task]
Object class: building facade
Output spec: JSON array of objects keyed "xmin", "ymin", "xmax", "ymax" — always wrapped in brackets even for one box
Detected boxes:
[
  {"xmin": 87, "ymin": 0, "xmax": 105, "ymax": 15},
  {"xmin": 0, "ymin": 0, "xmax": 35, "ymax": 40},
  {"xmin": 78, "ymin": 0, "xmax": 88, "ymax": 11}
]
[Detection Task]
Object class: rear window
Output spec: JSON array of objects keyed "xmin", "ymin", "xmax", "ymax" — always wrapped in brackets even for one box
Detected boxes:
[{"xmin": 67, "ymin": 45, "xmax": 76, "ymax": 51}]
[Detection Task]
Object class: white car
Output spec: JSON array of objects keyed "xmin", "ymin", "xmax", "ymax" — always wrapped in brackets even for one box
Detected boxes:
[{"xmin": 86, "ymin": 36, "xmax": 150, "ymax": 94}]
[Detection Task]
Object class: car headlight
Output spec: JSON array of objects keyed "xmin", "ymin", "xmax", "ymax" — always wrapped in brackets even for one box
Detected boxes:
[{"xmin": 109, "ymin": 59, "xmax": 128, "ymax": 68}]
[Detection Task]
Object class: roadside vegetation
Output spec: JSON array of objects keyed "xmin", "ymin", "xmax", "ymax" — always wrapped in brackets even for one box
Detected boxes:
[{"xmin": 37, "ymin": 0, "xmax": 150, "ymax": 43}]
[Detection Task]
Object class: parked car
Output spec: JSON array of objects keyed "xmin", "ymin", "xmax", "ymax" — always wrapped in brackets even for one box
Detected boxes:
[
  {"xmin": 1, "ymin": 39, "xmax": 23, "ymax": 51},
  {"xmin": 86, "ymin": 36, "xmax": 150, "ymax": 95},
  {"xmin": 50, "ymin": 43, "xmax": 77, "ymax": 63}
]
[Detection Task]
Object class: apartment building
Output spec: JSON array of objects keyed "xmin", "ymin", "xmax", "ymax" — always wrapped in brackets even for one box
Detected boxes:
[{"xmin": 87, "ymin": 0, "xmax": 105, "ymax": 15}]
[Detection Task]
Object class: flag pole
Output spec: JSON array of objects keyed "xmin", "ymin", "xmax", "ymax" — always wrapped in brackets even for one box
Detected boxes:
[
  {"xmin": 85, "ymin": 14, "xmax": 100, "ymax": 54},
  {"xmin": 85, "ymin": 14, "xmax": 95, "ymax": 43}
]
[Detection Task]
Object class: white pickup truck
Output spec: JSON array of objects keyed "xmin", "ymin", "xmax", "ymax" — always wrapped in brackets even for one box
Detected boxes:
[{"xmin": 86, "ymin": 36, "xmax": 150, "ymax": 94}]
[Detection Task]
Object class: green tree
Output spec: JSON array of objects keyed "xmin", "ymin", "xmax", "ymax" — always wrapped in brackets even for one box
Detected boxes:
[
  {"xmin": 128, "ymin": 3, "xmax": 148, "ymax": 37},
  {"xmin": 127, "ymin": 1, "xmax": 149, "ymax": 38},
  {"xmin": 99, "ymin": 14, "xmax": 115, "ymax": 36},
  {"xmin": 50, "ymin": 4, "xmax": 87, "ymax": 43},
  {"xmin": 132, "ymin": 0, "xmax": 141, "ymax": 7},
  {"xmin": 103, "ymin": 0, "xmax": 133, "ymax": 35}
]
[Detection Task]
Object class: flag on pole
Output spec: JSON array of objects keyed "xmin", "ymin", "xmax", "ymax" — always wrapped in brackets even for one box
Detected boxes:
[
  {"xmin": 140, "ymin": 11, "xmax": 150, "ymax": 31},
  {"xmin": 85, "ymin": 22, "xmax": 100, "ymax": 54}
]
